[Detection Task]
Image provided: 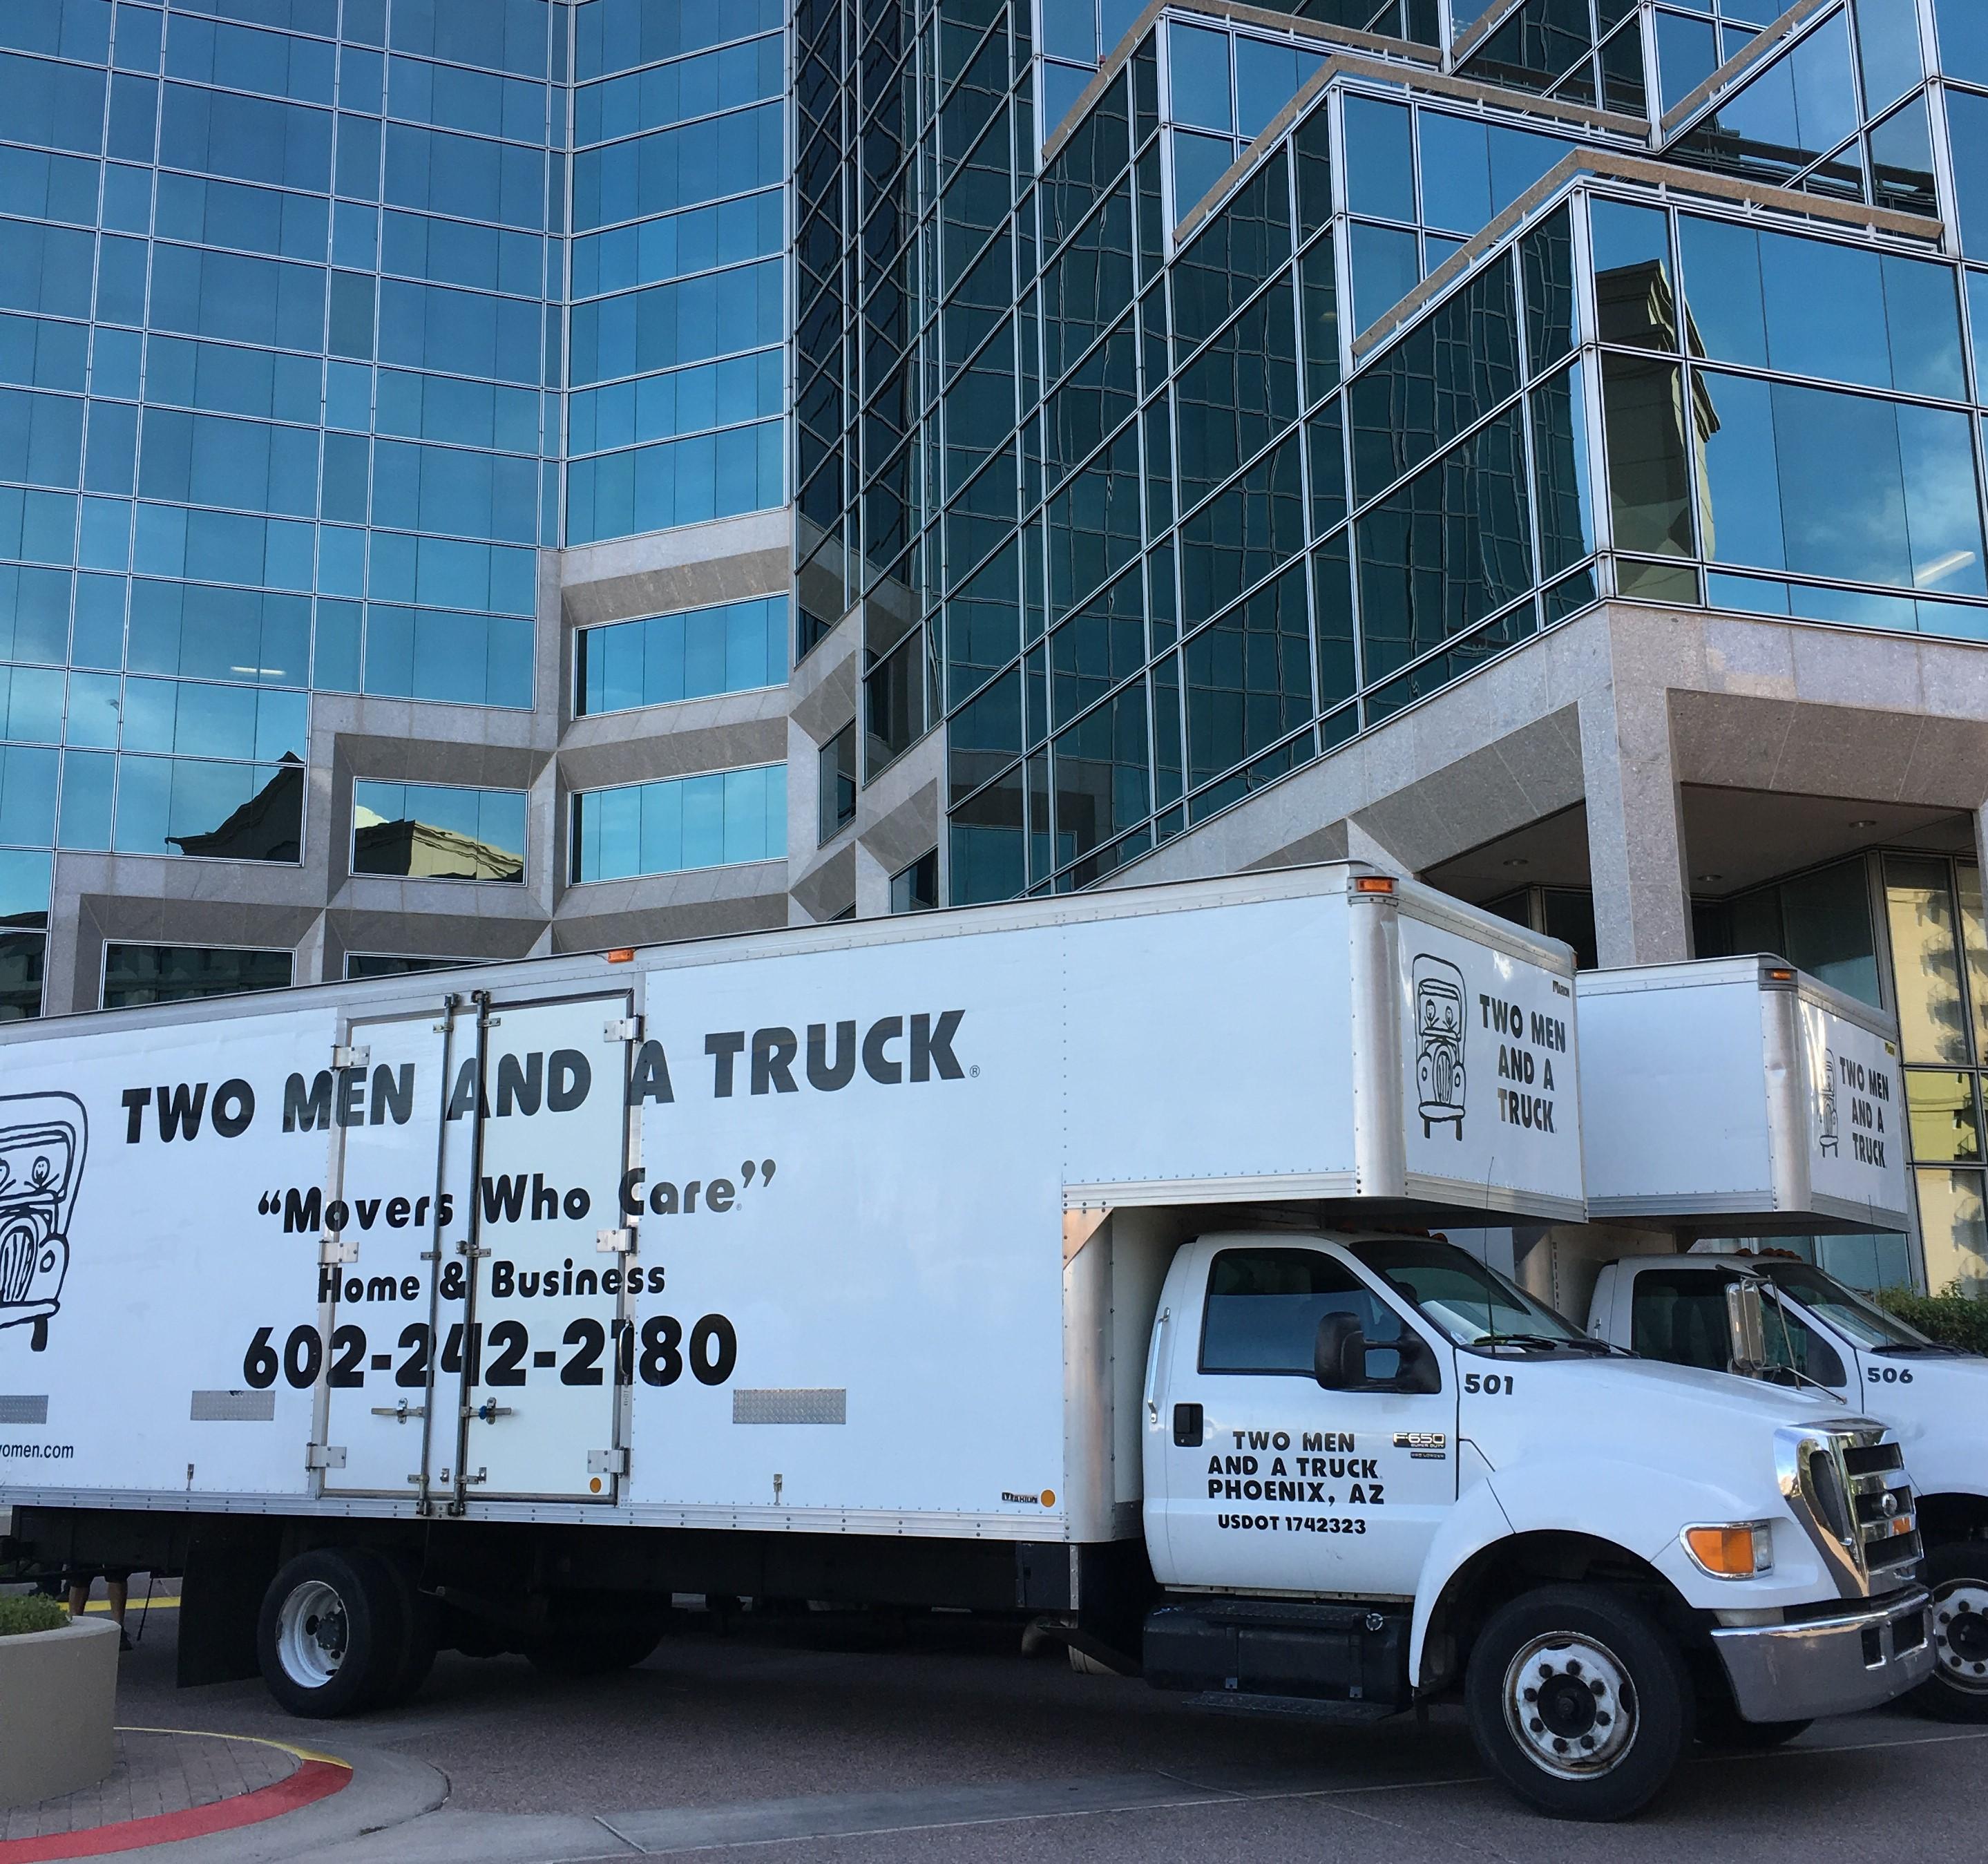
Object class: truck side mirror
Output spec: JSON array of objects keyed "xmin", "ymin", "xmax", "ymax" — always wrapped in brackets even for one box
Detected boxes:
[
  {"xmin": 1726, "ymin": 1278, "xmax": 1768, "ymax": 1378},
  {"xmin": 1314, "ymin": 1313, "xmax": 1366, "ymax": 1389},
  {"xmin": 1394, "ymin": 1331, "xmax": 1443, "ymax": 1395}
]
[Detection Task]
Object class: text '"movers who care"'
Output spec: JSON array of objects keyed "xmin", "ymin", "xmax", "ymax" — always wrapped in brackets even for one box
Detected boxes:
[{"xmin": 99, "ymin": 1011, "xmax": 970, "ymax": 1400}]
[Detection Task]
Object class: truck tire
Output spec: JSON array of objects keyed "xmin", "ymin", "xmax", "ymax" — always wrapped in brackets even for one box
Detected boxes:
[
  {"xmin": 1464, "ymin": 1586, "xmax": 1692, "ymax": 1821},
  {"xmin": 1915, "ymin": 1541, "xmax": 1988, "ymax": 1722},
  {"xmin": 256, "ymin": 1548, "xmax": 406, "ymax": 1718},
  {"xmin": 373, "ymin": 1555, "xmax": 439, "ymax": 1707}
]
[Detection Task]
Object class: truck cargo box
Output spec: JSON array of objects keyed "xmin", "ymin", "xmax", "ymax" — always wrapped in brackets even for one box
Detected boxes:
[
  {"xmin": 1576, "ymin": 956, "xmax": 1908, "ymax": 1237},
  {"xmin": 0, "ymin": 866, "xmax": 1580, "ymax": 1544}
]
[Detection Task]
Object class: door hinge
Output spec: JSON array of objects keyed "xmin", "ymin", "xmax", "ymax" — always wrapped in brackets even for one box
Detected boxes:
[
  {"xmin": 306, "ymin": 1443, "xmax": 347, "ymax": 1470},
  {"xmin": 332, "ymin": 1044, "xmax": 370, "ymax": 1070},
  {"xmin": 604, "ymin": 1015, "xmax": 643, "ymax": 1043},
  {"xmin": 595, "ymin": 1227, "xmax": 635, "ymax": 1254},
  {"xmin": 320, "ymin": 1237, "xmax": 359, "ymax": 1265},
  {"xmin": 589, "ymin": 1447, "xmax": 629, "ymax": 1475}
]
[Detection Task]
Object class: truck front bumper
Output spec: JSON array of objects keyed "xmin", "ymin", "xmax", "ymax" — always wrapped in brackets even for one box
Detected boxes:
[{"xmin": 1712, "ymin": 1586, "xmax": 1933, "ymax": 1723}]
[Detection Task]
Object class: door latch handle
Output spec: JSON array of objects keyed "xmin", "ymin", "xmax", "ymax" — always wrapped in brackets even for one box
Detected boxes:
[
  {"xmin": 1172, "ymin": 1402, "xmax": 1203, "ymax": 1447},
  {"xmin": 371, "ymin": 1400, "xmax": 426, "ymax": 1422},
  {"xmin": 467, "ymin": 1400, "xmax": 513, "ymax": 1423}
]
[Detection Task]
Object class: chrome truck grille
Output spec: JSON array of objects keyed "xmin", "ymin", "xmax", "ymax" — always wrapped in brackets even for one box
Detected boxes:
[{"xmin": 1777, "ymin": 1418, "xmax": 1922, "ymax": 1597}]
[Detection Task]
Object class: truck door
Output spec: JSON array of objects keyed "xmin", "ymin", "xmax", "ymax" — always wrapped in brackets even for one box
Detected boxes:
[
  {"xmin": 1624, "ymin": 1266, "xmax": 1851, "ymax": 1396},
  {"xmin": 1150, "ymin": 1243, "xmax": 1457, "ymax": 1598},
  {"xmin": 318, "ymin": 1000, "xmax": 473, "ymax": 1500},
  {"xmin": 449, "ymin": 992, "xmax": 635, "ymax": 1503}
]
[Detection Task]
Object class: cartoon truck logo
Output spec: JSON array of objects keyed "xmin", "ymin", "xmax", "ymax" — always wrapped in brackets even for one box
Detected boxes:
[
  {"xmin": 1817, "ymin": 1047, "xmax": 1839, "ymax": 1157},
  {"xmin": 1413, "ymin": 955, "xmax": 1467, "ymax": 1141},
  {"xmin": 0, "ymin": 1094, "xmax": 86, "ymax": 1353}
]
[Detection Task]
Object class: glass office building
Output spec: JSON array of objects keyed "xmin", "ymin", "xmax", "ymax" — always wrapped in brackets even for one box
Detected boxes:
[{"xmin": 2, "ymin": 0, "xmax": 1986, "ymax": 1295}]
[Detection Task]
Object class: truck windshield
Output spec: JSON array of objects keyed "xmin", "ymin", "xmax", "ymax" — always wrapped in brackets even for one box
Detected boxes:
[
  {"xmin": 1755, "ymin": 1262, "xmax": 1956, "ymax": 1355},
  {"xmin": 1347, "ymin": 1239, "xmax": 1596, "ymax": 1353}
]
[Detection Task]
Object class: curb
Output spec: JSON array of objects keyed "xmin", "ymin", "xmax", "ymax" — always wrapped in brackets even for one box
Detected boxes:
[
  {"xmin": 135, "ymin": 1749, "xmax": 448, "ymax": 1864},
  {"xmin": 0, "ymin": 1733, "xmax": 347, "ymax": 1864}
]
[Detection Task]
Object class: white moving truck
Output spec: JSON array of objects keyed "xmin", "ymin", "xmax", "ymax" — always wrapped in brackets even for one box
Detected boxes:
[
  {"xmin": 1574, "ymin": 955, "xmax": 1988, "ymax": 1724},
  {"xmin": 0, "ymin": 871, "xmax": 1932, "ymax": 1820}
]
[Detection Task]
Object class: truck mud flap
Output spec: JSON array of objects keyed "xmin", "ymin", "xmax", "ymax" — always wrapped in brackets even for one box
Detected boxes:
[
  {"xmin": 1144, "ymin": 1597, "xmax": 1410, "ymax": 1709},
  {"xmin": 178, "ymin": 1523, "xmax": 285, "ymax": 1689}
]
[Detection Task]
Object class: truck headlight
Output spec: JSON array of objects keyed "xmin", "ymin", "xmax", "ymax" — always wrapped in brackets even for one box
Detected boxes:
[{"xmin": 1683, "ymin": 1522, "xmax": 1775, "ymax": 1579}]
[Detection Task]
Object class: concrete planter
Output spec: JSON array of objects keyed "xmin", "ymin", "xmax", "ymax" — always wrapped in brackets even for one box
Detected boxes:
[{"xmin": 0, "ymin": 1616, "xmax": 118, "ymax": 1809}]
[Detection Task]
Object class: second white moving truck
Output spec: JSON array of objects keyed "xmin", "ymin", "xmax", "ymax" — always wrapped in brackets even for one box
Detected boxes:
[
  {"xmin": 0, "ymin": 868, "xmax": 1933, "ymax": 1820},
  {"xmin": 1574, "ymin": 955, "xmax": 1988, "ymax": 1724}
]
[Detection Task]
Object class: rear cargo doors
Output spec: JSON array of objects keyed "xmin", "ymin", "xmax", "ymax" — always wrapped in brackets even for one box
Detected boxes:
[
  {"xmin": 317, "ymin": 1000, "xmax": 475, "ymax": 1499},
  {"xmin": 448, "ymin": 991, "xmax": 636, "ymax": 1502},
  {"xmin": 316, "ymin": 989, "xmax": 638, "ymax": 1505}
]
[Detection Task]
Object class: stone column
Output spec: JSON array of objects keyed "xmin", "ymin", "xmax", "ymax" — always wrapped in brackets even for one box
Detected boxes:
[
  {"xmin": 39, "ymin": 886, "xmax": 84, "ymax": 1016},
  {"xmin": 1579, "ymin": 678, "xmax": 1692, "ymax": 969}
]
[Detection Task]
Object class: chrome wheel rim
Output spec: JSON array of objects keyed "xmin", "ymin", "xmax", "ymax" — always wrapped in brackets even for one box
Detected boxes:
[
  {"xmin": 1932, "ymin": 1580, "xmax": 1988, "ymax": 1693},
  {"xmin": 1502, "ymin": 1633, "xmax": 1637, "ymax": 1778},
  {"xmin": 276, "ymin": 1579, "xmax": 349, "ymax": 1689}
]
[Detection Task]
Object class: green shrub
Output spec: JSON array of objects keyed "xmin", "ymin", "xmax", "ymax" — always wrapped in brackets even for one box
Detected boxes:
[
  {"xmin": 1875, "ymin": 1284, "xmax": 1988, "ymax": 1356},
  {"xmin": 0, "ymin": 1593, "xmax": 70, "ymax": 1638}
]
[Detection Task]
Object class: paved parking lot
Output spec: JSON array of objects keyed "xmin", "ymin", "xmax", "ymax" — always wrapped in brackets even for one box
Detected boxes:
[{"xmin": 71, "ymin": 1597, "xmax": 1988, "ymax": 1863}]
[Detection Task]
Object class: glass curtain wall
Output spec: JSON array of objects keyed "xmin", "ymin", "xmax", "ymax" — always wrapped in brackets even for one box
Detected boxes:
[
  {"xmin": 1884, "ymin": 853, "xmax": 1988, "ymax": 1296},
  {"xmin": 565, "ymin": 0, "xmax": 787, "ymax": 542},
  {"xmin": 1697, "ymin": 850, "xmax": 1987, "ymax": 1295},
  {"xmin": 0, "ymin": 0, "xmax": 568, "ymax": 1016},
  {"xmin": 1663, "ymin": 0, "xmax": 1938, "ymax": 218},
  {"xmin": 1589, "ymin": 188, "xmax": 1988, "ymax": 629},
  {"xmin": 935, "ymin": 37, "xmax": 1614, "ymax": 904}
]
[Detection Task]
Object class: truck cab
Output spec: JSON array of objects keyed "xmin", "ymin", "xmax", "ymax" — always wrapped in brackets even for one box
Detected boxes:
[
  {"xmin": 1588, "ymin": 1250, "xmax": 1988, "ymax": 1721},
  {"xmin": 1142, "ymin": 1230, "xmax": 1931, "ymax": 1817}
]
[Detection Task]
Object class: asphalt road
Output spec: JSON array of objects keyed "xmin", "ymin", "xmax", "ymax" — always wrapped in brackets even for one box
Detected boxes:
[{"xmin": 97, "ymin": 1597, "xmax": 1988, "ymax": 1862}]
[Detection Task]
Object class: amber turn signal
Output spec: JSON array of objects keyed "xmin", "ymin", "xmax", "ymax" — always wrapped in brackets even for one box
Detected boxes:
[{"xmin": 1683, "ymin": 1522, "xmax": 1774, "ymax": 1578}]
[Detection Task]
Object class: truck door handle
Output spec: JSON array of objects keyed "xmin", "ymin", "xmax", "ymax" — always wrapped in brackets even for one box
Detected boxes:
[
  {"xmin": 1173, "ymin": 1402, "xmax": 1203, "ymax": 1447},
  {"xmin": 370, "ymin": 1400, "xmax": 426, "ymax": 1422},
  {"xmin": 467, "ymin": 1400, "xmax": 513, "ymax": 1423}
]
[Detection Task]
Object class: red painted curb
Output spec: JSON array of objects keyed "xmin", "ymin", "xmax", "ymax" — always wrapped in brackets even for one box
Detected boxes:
[{"xmin": 0, "ymin": 1758, "xmax": 350, "ymax": 1862}]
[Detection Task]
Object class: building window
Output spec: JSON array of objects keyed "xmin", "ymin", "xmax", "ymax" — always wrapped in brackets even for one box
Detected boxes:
[
  {"xmin": 1884, "ymin": 854, "xmax": 1988, "ymax": 1296},
  {"xmin": 818, "ymin": 722, "xmax": 856, "ymax": 844},
  {"xmin": 352, "ymin": 780, "xmax": 526, "ymax": 882},
  {"xmin": 573, "ymin": 596, "xmax": 786, "ymax": 717},
  {"xmin": 344, "ymin": 953, "xmax": 470, "ymax": 980},
  {"xmin": 102, "ymin": 943, "xmax": 292, "ymax": 1009},
  {"xmin": 890, "ymin": 849, "xmax": 938, "ymax": 914},
  {"xmin": 0, "ymin": 931, "xmax": 44, "ymax": 1020},
  {"xmin": 570, "ymin": 763, "xmax": 785, "ymax": 882}
]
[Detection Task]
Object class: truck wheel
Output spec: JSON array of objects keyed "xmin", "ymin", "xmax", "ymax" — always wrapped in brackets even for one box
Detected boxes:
[
  {"xmin": 1915, "ymin": 1542, "xmax": 1988, "ymax": 1722},
  {"xmin": 1464, "ymin": 1586, "xmax": 1691, "ymax": 1821},
  {"xmin": 373, "ymin": 1555, "xmax": 438, "ymax": 1707},
  {"xmin": 256, "ymin": 1548, "xmax": 404, "ymax": 1718}
]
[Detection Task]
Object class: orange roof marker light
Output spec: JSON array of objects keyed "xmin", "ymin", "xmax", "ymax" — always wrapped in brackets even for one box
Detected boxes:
[
  {"xmin": 605, "ymin": 947, "xmax": 635, "ymax": 964},
  {"xmin": 1353, "ymin": 875, "xmax": 1396, "ymax": 895}
]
